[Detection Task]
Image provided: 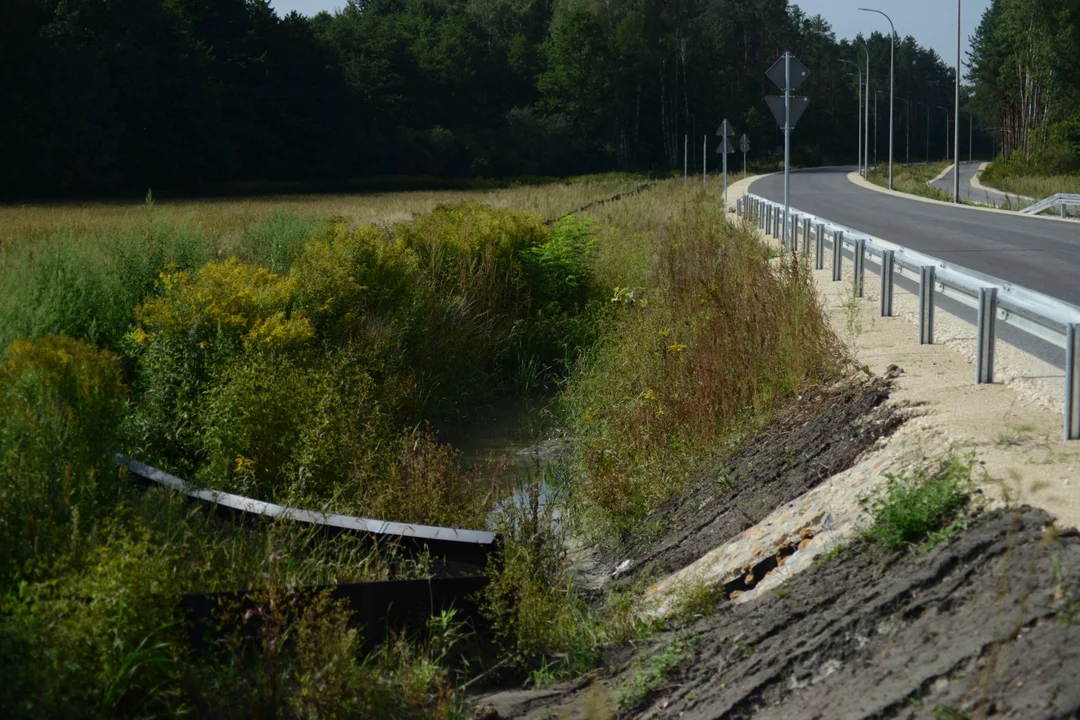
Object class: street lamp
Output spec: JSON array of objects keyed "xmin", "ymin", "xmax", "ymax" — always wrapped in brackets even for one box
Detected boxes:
[
  {"xmin": 953, "ymin": 1, "xmax": 961, "ymax": 203},
  {"xmin": 894, "ymin": 96, "xmax": 910, "ymax": 165},
  {"xmin": 917, "ymin": 101, "xmax": 931, "ymax": 164},
  {"xmin": 840, "ymin": 59, "xmax": 863, "ymax": 174},
  {"xmin": 860, "ymin": 8, "xmax": 896, "ymax": 190},
  {"xmin": 937, "ymin": 105, "xmax": 951, "ymax": 159},
  {"xmin": 856, "ymin": 41, "xmax": 871, "ymax": 177}
]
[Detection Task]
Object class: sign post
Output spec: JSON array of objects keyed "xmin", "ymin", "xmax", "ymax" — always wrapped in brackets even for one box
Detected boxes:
[
  {"xmin": 766, "ymin": 53, "xmax": 810, "ymax": 251},
  {"xmin": 739, "ymin": 133, "xmax": 750, "ymax": 178},
  {"xmin": 716, "ymin": 120, "xmax": 736, "ymax": 207}
]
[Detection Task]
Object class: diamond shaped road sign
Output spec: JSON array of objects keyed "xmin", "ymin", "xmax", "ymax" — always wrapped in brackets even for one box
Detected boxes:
[
  {"xmin": 716, "ymin": 119, "xmax": 735, "ymax": 138},
  {"xmin": 739, "ymin": 134, "xmax": 750, "ymax": 153},
  {"xmin": 766, "ymin": 95, "xmax": 810, "ymax": 130},
  {"xmin": 767, "ymin": 54, "xmax": 810, "ymax": 91},
  {"xmin": 714, "ymin": 137, "xmax": 735, "ymax": 154}
]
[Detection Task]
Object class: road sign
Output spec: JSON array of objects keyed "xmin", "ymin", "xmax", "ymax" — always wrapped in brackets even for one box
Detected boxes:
[
  {"xmin": 767, "ymin": 54, "xmax": 809, "ymax": 91},
  {"xmin": 739, "ymin": 134, "xmax": 750, "ymax": 153},
  {"xmin": 766, "ymin": 95, "xmax": 810, "ymax": 129},
  {"xmin": 715, "ymin": 137, "xmax": 735, "ymax": 154},
  {"xmin": 717, "ymin": 119, "xmax": 736, "ymax": 138}
]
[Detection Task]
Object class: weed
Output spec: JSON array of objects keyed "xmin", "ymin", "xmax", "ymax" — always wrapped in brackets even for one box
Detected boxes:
[
  {"xmin": 861, "ymin": 454, "xmax": 976, "ymax": 551},
  {"xmin": 671, "ymin": 578, "xmax": 727, "ymax": 622},
  {"xmin": 615, "ymin": 635, "xmax": 698, "ymax": 711}
]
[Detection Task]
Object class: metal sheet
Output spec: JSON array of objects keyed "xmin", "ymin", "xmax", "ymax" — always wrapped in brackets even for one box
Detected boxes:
[
  {"xmin": 766, "ymin": 95, "xmax": 810, "ymax": 129},
  {"xmin": 767, "ymin": 54, "xmax": 809, "ymax": 91}
]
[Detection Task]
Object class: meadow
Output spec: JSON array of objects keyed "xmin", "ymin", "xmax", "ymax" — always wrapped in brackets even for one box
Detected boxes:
[{"xmin": 0, "ymin": 174, "xmax": 839, "ymax": 718}]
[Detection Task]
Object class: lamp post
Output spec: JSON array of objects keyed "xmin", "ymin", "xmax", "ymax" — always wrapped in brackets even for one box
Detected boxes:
[
  {"xmin": 894, "ymin": 96, "xmax": 910, "ymax": 165},
  {"xmin": 953, "ymin": 0, "xmax": 961, "ymax": 203},
  {"xmin": 875, "ymin": 90, "xmax": 887, "ymax": 167},
  {"xmin": 841, "ymin": 59, "xmax": 863, "ymax": 174},
  {"xmin": 860, "ymin": 8, "xmax": 896, "ymax": 190},
  {"xmin": 917, "ymin": 101, "xmax": 931, "ymax": 163},
  {"xmin": 857, "ymin": 41, "xmax": 871, "ymax": 177},
  {"xmin": 937, "ymin": 105, "xmax": 950, "ymax": 159}
]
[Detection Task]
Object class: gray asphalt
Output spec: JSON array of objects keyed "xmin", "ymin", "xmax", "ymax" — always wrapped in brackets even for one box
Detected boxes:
[
  {"xmin": 930, "ymin": 161, "xmax": 1026, "ymax": 207},
  {"xmin": 748, "ymin": 166, "xmax": 1080, "ymax": 370},
  {"xmin": 749, "ymin": 166, "xmax": 1079, "ymax": 305}
]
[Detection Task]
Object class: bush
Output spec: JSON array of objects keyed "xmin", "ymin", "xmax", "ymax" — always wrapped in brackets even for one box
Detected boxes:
[
  {"xmin": 0, "ymin": 335, "xmax": 128, "ymax": 586},
  {"xmin": 862, "ymin": 454, "xmax": 975, "ymax": 551}
]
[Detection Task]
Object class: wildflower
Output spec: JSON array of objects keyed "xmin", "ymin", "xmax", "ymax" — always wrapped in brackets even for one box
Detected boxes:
[{"xmin": 641, "ymin": 388, "xmax": 656, "ymax": 401}]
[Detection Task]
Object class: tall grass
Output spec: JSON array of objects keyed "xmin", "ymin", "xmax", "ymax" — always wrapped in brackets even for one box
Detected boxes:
[
  {"xmin": 979, "ymin": 163, "xmax": 1080, "ymax": 200},
  {"xmin": 562, "ymin": 192, "xmax": 842, "ymax": 536}
]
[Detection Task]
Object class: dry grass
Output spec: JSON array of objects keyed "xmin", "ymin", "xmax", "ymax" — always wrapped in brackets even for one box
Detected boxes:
[
  {"xmin": 977, "ymin": 171, "xmax": 1080, "ymax": 201},
  {"xmin": 0, "ymin": 175, "xmax": 645, "ymax": 255}
]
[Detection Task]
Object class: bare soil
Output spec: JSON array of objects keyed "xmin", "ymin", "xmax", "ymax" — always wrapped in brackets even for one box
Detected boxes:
[
  {"xmin": 477, "ymin": 506, "xmax": 1080, "ymax": 719},
  {"xmin": 600, "ymin": 376, "xmax": 906, "ymax": 586}
]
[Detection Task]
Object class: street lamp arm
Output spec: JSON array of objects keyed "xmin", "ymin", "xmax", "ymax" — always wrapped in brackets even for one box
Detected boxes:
[{"xmin": 860, "ymin": 7, "xmax": 896, "ymax": 189}]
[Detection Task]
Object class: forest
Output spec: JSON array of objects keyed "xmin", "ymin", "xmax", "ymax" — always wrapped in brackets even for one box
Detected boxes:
[
  {"xmin": 2, "ymin": 0, "xmax": 973, "ymax": 199},
  {"xmin": 969, "ymin": 0, "xmax": 1080, "ymax": 175}
]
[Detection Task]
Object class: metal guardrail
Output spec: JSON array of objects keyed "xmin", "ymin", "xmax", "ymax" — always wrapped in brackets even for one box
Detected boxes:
[
  {"xmin": 118, "ymin": 455, "xmax": 498, "ymax": 574},
  {"xmin": 736, "ymin": 195, "xmax": 1080, "ymax": 440},
  {"xmin": 1019, "ymin": 192, "xmax": 1080, "ymax": 218}
]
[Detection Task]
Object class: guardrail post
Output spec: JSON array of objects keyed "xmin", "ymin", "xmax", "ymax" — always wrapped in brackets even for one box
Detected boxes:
[
  {"xmin": 773, "ymin": 207, "xmax": 780, "ymax": 240},
  {"xmin": 765, "ymin": 205, "xmax": 772, "ymax": 235},
  {"xmin": 814, "ymin": 225, "xmax": 824, "ymax": 270},
  {"xmin": 832, "ymin": 231, "xmax": 843, "ymax": 282},
  {"xmin": 736, "ymin": 198, "xmax": 742, "ymax": 217},
  {"xmin": 976, "ymin": 288, "xmax": 998, "ymax": 384},
  {"xmin": 853, "ymin": 238, "xmax": 866, "ymax": 297},
  {"xmin": 792, "ymin": 214, "xmax": 800, "ymax": 251},
  {"xmin": 802, "ymin": 217, "xmax": 811, "ymax": 254},
  {"xmin": 1067, "ymin": 324, "xmax": 1080, "ymax": 440},
  {"xmin": 880, "ymin": 250, "xmax": 894, "ymax": 317},
  {"xmin": 919, "ymin": 266, "xmax": 936, "ymax": 345}
]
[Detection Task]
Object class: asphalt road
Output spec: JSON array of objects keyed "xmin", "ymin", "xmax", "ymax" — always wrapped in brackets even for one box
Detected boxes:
[
  {"xmin": 929, "ymin": 161, "xmax": 1024, "ymax": 207},
  {"xmin": 749, "ymin": 167, "xmax": 1079, "ymax": 305},
  {"xmin": 748, "ymin": 166, "xmax": 1079, "ymax": 369}
]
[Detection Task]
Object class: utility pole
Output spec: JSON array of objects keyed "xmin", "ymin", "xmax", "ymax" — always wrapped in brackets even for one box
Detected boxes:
[
  {"xmin": 684, "ymin": 134, "xmax": 688, "ymax": 184},
  {"xmin": 703, "ymin": 135, "xmax": 707, "ymax": 187}
]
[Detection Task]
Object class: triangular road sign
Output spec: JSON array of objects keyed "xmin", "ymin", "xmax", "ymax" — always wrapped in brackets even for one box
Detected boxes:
[
  {"xmin": 715, "ymin": 137, "xmax": 735, "ymax": 154},
  {"xmin": 739, "ymin": 134, "xmax": 750, "ymax": 153},
  {"xmin": 766, "ymin": 95, "xmax": 810, "ymax": 130},
  {"xmin": 767, "ymin": 54, "xmax": 810, "ymax": 91},
  {"xmin": 716, "ymin": 119, "xmax": 736, "ymax": 137}
]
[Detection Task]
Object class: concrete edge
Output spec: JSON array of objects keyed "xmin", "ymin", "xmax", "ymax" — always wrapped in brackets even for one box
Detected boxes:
[
  {"xmin": 847, "ymin": 170, "xmax": 1079, "ymax": 225},
  {"xmin": 928, "ymin": 163, "xmax": 954, "ymax": 185}
]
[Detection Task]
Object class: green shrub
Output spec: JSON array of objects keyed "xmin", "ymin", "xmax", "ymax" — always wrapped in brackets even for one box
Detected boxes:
[
  {"xmin": 0, "ymin": 335, "xmax": 128, "ymax": 586},
  {"xmin": 862, "ymin": 454, "xmax": 975, "ymax": 551},
  {"xmin": 0, "ymin": 523, "xmax": 186, "ymax": 718},
  {"xmin": 241, "ymin": 210, "xmax": 326, "ymax": 274}
]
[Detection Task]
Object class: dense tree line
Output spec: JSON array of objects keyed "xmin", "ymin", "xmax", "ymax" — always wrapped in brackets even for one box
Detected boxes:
[
  {"xmin": 969, "ymin": 0, "xmax": 1080, "ymax": 172},
  {"xmin": 1, "ymin": 0, "xmax": 965, "ymax": 198}
]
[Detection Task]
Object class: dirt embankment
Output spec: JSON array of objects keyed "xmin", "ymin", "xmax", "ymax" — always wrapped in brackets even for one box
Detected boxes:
[
  {"xmin": 484, "ymin": 506, "xmax": 1080, "ymax": 719},
  {"xmin": 473, "ymin": 369, "xmax": 1080, "ymax": 719},
  {"xmin": 600, "ymin": 377, "xmax": 906, "ymax": 586}
]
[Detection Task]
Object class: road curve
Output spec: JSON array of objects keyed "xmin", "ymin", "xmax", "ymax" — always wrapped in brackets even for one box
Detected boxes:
[
  {"xmin": 930, "ymin": 161, "xmax": 1025, "ymax": 207},
  {"xmin": 748, "ymin": 167, "xmax": 1080, "ymax": 305}
]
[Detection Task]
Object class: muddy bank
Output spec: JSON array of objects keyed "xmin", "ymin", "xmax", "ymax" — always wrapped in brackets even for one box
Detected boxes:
[
  {"xmin": 478, "ymin": 506, "xmax": 1080, "ymax": 719},
  {"xmin": 599, "ymin": 376, "xmax": 906, "ymax": 586}
]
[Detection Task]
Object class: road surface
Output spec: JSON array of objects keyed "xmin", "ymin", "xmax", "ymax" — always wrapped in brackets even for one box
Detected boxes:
[
  {"xmin": 930, "ymin": 161, "xmax": 1027, "ymax": 207},
  {"xmin": 748, "ymin": 166, "xmax": 1080, "ymax": 368}
]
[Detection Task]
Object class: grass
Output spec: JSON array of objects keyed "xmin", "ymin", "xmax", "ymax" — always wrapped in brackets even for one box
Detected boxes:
[
  {"xmin": 865, "ymin": 161, "xmax": 958, "ymax": 202},
  {"xmin": 861, "ymin": 454, "xmax": 976, "ymax": 552},
  {"xmin": 979, "ymin": 163, "xmax": 1080, "ymax": 200},
  {"xmin": 615, "ymin": 635, "xmax": 698, "ymax": 712}
]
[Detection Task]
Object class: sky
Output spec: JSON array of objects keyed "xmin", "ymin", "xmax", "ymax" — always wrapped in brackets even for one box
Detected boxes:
[{"xmin": 269, "ymin": 0, "xmax": 993, "ymax": 69}]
